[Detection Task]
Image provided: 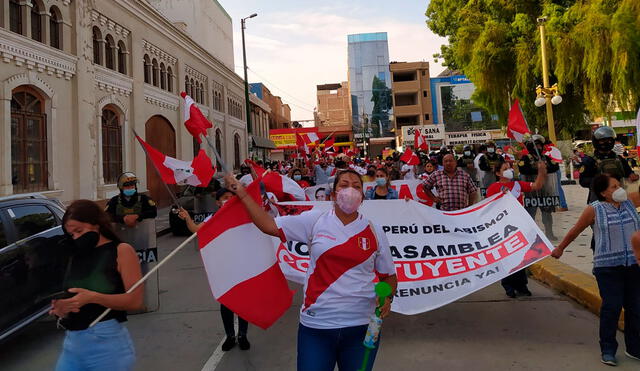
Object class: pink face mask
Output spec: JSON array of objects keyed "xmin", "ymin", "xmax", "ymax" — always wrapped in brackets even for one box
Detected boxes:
[{"xmin": 336, "ymin": 187, "xmax": 362, "ymax": 214}]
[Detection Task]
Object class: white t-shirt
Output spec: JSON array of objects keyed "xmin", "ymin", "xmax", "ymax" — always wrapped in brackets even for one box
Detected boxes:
[
  {"xmin": 275, "ymin": 209, "xmax": 396, "ymax": 329},
  {"xmin": 401, "ymin": 164, "xmax": 416, "ymax": 180}
]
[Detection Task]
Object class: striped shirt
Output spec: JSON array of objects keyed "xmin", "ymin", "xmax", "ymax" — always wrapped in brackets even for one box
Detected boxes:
[
  {"xmin": 423, "ymin": 169, "xmax": 478, "ymax": 211},
  {"xmin": 592, "ymin": 200, "xmax": 640, "ymax": 268}
]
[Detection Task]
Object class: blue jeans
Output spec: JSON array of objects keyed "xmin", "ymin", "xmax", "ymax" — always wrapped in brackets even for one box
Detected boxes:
[
  {"xmin": 297, "ymin": 323, "xmax": 380, "ymax": 371},
  {"xmin": 556, "ymin": 170, "xmax": 568, "ymax": 208},
  {"xmin": 593, "ymin": 265, "xmax": 640, "ymax": 356},
  {"xmin": 56, "ymin": 319, "xmax": 135, "ymax": 371}
]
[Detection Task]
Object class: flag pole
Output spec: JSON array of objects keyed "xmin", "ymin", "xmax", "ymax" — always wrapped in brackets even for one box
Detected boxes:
[
  {"xmin": 132, "ymin": 129, "xmax": 182, "ymax": 208},
  {"xmin": 89, "ymin": 232, "xmax": 199, "ymax": 327},
  {"xmin": 201, "ymin": 134, "xmax": 230, "ymax": 174}
]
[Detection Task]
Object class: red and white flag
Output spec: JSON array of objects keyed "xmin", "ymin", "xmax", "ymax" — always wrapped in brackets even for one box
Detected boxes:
[
  {"xmin": 296, "ymin": 133, "xmax": 309, "ymax": 156},
  {"xmin": 244, "ymin": 159, "xmax": 266, "ymax": 177},
  {"xmin": 400, "ymin": 147, "xmax": 420, "ymax": 165},
  {"xmin": 544, "ymin": 144, "xmax": 563, "ymax": 163},
  {"xmin": 197, "ymin": 181, "xmax": 294, "ymax": 329},
  {"xmin": 263, "ymin": 172, "xmax": 307, "ymax": 201},
  {"xmin": 414, "ymin": 130, "xmax": 429, "ymax": 151},
  {"xmin": 506, "ymin": 99, "xmax": 530, "ymax": 142},
  {"xmin": 323, "ymin": 137, "xmax": 335, "ymax": 155},
  {"xmin": 181, "ymin": 92, "xmax": 213, "ymax": 143},
  {"xmin": 304, "ymin": 132, "xmax": 319, "ymax": 144},
  {"xmin": 135, "ymin": 136, "xmax": 214, "ymax": 186}
]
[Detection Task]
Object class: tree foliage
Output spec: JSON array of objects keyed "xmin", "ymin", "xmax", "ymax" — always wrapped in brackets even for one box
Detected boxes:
[{"xmin": 426, "ymin": 0, "xmax": 640, "ymax": 139}]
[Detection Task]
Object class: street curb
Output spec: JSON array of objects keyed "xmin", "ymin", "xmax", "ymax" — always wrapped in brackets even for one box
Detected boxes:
[{"xmin": 530, "ymin": 257, "xmax": 625, "ymax": 329}]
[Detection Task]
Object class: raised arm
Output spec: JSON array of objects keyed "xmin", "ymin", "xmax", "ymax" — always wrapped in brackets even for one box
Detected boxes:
[
  {"xmin": 224, "ymin": 174, "xmax": 279, "ymax": 237},
  {"xmin": 551, "ymin": 205, "xmax": 595, "ymax": 258},
  {"xmin": 530, "ymin": 161, "xmax": 548, "ymax": 191}
]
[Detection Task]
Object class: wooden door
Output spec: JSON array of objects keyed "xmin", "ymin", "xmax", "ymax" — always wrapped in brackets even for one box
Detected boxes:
[{"xmin": 144, "ymin": 115, "xmax": 176, "ymax": 207}]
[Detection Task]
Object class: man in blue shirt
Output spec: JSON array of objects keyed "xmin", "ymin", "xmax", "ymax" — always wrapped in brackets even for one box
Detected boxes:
[{"xmin": 314, "ymin": 158, "xmax": 334, "ymax": 185}]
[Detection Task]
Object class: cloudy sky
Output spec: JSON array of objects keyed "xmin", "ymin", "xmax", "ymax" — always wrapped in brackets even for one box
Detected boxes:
[{"xmin": 218, "ymin": 0, "xmax": 447, "ymax": 122}]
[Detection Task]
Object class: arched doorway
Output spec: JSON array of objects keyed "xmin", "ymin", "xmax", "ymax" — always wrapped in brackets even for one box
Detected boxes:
[{"xmin": 144, "ymin": 115, "xmax": 175, "ymax": 207}]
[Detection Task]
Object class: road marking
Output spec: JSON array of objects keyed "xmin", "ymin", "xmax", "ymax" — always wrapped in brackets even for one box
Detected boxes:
[{"xmin": 201, "ymin": 317, "xmax": 237, "ymax": 371}]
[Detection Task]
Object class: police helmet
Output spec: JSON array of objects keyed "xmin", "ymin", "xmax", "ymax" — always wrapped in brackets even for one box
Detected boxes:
[
  {"xmin": 486, "ymin": 140, "xmax": 496, "ymax": 147},
  {"xmin": 463, "ymin": 145, "xmax": 472, "ymax": 152},
  {"xmin": 592, "ymin": 126, "xmax": 616, "ymax": 152},
  {"xmin": 593, "ymin": 126, "xmax": 616, "ymax": 140},
  {"xmin": 531, "ymin": 134, "xmax": 545, "ymax": 145},
  {"xmin": 117, "ymin": 172, "xmax": 138, "ymax": 189}
]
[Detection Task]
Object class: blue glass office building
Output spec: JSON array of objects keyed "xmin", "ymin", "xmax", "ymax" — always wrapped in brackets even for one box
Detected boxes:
[{"xmin": 347, "ymin": 32, "xmax": 393, "ymax": 138}]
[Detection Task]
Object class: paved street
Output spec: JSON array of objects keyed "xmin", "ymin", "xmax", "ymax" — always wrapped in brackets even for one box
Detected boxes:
[{"xmin": 2, "ymin": 226, "xmax": 639, "ymax": 371}]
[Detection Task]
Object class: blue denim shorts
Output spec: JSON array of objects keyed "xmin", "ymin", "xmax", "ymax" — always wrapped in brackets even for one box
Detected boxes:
[{"xmin": 55, "ymin": 319, "xmax": 135, "ymax": 371}]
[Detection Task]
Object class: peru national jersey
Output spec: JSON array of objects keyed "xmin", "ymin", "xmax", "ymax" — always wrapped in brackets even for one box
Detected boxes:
[
  {"xmin": 485, "ymin": 180, "xmax": 532, "ymax": 205},
  {"xmin": 275, "ymin": 209, "xmax": 396, "ymax": 329}
]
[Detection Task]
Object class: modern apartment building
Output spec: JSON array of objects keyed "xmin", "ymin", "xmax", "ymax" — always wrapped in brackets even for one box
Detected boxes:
[
  {"xmin": 347, "ymin": 32, "xmax": 392, "ymax": 139},
  {"xmin": 389, "ymin": 61, "xmax": 434, "ymax": 147}
]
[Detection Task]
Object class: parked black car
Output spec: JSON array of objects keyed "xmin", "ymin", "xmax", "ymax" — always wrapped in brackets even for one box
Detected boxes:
[{"xmin": 0, "ymin": 194, "xmax": 69, "ymax": 341}]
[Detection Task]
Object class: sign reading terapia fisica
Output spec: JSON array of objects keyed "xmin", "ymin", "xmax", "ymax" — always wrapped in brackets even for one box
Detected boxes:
[
  {"xmin": 274, "ymin": 192, "xmax": 554, "ymax": 315},
  {"xmin": 401, "ymin": 125, "xmax": 496, "ymax": 148}
]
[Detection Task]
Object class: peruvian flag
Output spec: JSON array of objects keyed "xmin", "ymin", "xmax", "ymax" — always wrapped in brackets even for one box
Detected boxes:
[
  {"xmin": 414, "ymin": 129, "xmax": 429, "ymax": 151},
  {"xmin": 181, "ymin": 92, "xmax": 213, "ymax": 143},
  {"xmin": 506, "ymin": 99, "xmax": 530, "ymax": 142},
  {"xmin": 296, "ymin": 133, "xmax": 309, "ymax": 155},
  {"xmin": 244, "ymin": 159, "xmax": 266, "ymax": 177},
  {"xmin": 197, "ymin": 180, "xmax": 293, "ymax": 329},
  {"xmin": 136, "ymin": 136, "xmax": 214, "ymax": 186},
  {"xmin": 323, "ymin": 137, "xmax": 335, "ymax": 155},
  {"xmin": 544, "ymin": 144, "xmax": 563, "ymax": 163},
  {"xmin": 303, "ymin": 132, "xmax": 320, "ymax": 144},
  {"xmin": 400, "ymin": 147, "xmax": 420, "ymax": 165},
  {"xmin": 263, "ymin": 172, "xmax": 307, "ymax": 201}
]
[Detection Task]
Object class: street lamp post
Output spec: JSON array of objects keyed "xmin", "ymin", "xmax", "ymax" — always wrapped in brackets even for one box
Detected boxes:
[
  {"xmin": 535, "ymin": 17, "xmax": 562, "ymax": 143},
  {"xmin": 241, "ymin": 13, "xmax": 257, "ymax": 137}
]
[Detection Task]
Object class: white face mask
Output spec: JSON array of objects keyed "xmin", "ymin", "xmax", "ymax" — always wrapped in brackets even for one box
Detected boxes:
[
  {"xmin": 612, "ymin": 188, "xmax": 627, "ymax": 202},
  {"xmin": 487, "ymin": 147, "xmax": 495, "ymax": 153},
  {"xmin": 502, "ymin": 169, "xmax": 514, "ymax": 180},
  {"xmin": 464, "ymin": 151, "xmax": 471, "ymax": 156}
]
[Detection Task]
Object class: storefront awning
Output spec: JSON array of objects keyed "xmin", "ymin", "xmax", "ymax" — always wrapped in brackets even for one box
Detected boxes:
[{"xmin": 252, "ymin": 136, "xmax": 277, "ymax": 149}]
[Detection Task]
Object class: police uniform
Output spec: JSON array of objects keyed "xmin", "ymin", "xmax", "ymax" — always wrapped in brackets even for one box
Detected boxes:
[
  {"xmin": 579, "ymin": 152, "xmax": 633, "ymax": 203},
  {"xmin": 106, "ymin": 193, "xmax": 157, "ymax": 225},
  {"xmin": 478, "ymin": 152, "xmax": 504, "ymax": 188},
  {"xmin": 457, "ymin": 154, "xmax": 478, "ymax": 183},
  {"xmin": 518, "ymin": 152, "xmax": 559, "ymax": 238}
]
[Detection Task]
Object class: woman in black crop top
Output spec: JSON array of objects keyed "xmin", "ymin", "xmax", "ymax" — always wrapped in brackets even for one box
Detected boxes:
[{"xmin": 50, "ymin": 200, "xmax": 143, "ymax": 371}]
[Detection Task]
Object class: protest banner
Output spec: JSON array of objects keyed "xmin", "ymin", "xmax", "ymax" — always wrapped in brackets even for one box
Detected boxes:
[{"xmin": 274, "ymin": 192, "xmax": 554, "ymax": 315}]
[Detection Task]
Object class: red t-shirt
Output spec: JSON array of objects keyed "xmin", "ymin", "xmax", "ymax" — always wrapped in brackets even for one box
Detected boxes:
[{"xmin": 486, "ymin": 181, "xmax": 533, "ymax": 205}]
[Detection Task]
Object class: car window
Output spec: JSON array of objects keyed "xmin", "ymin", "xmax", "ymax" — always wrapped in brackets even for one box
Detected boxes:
[
  {"xmin": 0, "ymin": 218, "xmax": 6, "ymax": 248},
  {"xmin": 8, "ymin": 205, "xmax": 57, "ymax": 241}
]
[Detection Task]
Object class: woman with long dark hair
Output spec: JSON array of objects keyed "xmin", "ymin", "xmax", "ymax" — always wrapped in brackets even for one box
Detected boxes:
[{"xmin": 51, "ymin": 200, "xmax": 143, "ymax": 370}]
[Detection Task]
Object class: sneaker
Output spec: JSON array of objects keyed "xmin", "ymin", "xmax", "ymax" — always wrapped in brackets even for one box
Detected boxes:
[
  {"xmin": 601, "ymin": 354, "xmax": 617, "ymax": 366},
  {"xmin": 221, "ymin": 336, "xmax": 236, "ymax": 352},
  {"xmin": 505, "ymin": 289, "xmax": 516, "ymax": 298},
  {"xmin": 547, "ymin": 234, "xmax": 558, "ymax": 241},
  {"xmin": 238, "ymin": 335, "xmax": 251, "ymax": 350},
  {"xmin": 625, "ymin": 351, "xmax": 640, "ymax": 361},
  {"xmin": 517, "ymin": 288, "xmax": 532, "ymax": 297}
]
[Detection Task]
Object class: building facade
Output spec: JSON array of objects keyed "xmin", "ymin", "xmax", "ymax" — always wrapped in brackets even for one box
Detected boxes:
[
  {"xmin": 249, "ymin": 82, "xmax": 291, "ymax": 130},
  {"xmin": 347, "ymin": 32, "xmax": 392, "ymax": 140},
  {"xmin": 248, "ymin": 92, "xmax": 274, "ymax": 162},
  {"xmin": 315, "ymin": 82, "xmax": 353, "ymax": 150},
  {"xmin": 0, "ymin": 0, "xmax": 247, "ymax": 206},
  {"xmin": 389, "ymin": 61, "xmax": 434, "ymax": 148}
]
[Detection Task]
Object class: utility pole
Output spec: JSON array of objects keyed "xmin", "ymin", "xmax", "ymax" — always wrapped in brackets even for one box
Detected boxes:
[{"xmin": 537, "ymin": 17, "xmax": 557, "ymax": 143}]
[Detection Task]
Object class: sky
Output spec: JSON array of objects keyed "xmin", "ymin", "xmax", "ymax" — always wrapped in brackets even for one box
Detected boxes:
[{"xmin": 217, "ymin": 0, "xmax": 447, "ymax": 122}]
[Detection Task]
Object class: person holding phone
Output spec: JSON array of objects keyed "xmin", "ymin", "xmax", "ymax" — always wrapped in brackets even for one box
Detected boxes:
[{"xmin": 51, "ymin": 200, "xmax": 143, "ymax": 371}]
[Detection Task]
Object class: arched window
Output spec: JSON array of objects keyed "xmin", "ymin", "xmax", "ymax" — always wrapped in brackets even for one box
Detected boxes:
[
  {"xmin": 105, "ymin": 34, "xmax": 115, "ymax": 70},
  {"xmin": 101, "ymin": 106, "xmax": 122, "ymax": 184},
  {"xmin": 11, "ymin": 87, "xmax": 48, "ymax": 192},
  {"xmin": 184, "ymin": 76, "xmax": 190, "ymax": 95},
  {"xmin": 199, "ymin": 83, "xmax": 205, "ymax": 104},
  {"xmin": 143, "ymin": 54, "xmax": 151, "ymax": 83},
  {"xmin": 190, "ymin": 78, "xmax": 195, "ymax": 100},
  {"xmin": 195, "ymin": 82, "xmax": 201, "ymax": 104},
  {"xmin": 30, "ymin": 1, "xmax": 43, "ymax": 42},
  {"xmin": 152, "ymin": 59, "xmax": 159, "ymax": 87},
  {"xmin": 117, "ymin": 41, "xmax": 127, "ymax": 74},
  {"xmin": 215, "ymin": 129, "xmax": 223, "ymax": 162},
  {"xmin": 160, "ymin": 63, "xmax": 166, "ymax": 90},
  {"xmin": 234, "ymin": 133, "xmax": 241, "ymax": 170},
  {"xmin": 92, "ymin": 27, "xmax": 102, "ymax": 65},
  {"xmin": 49, "ymin": 6, "xmax": 62, "ymax": 49},
  {"xmin": 9, "ymin": 0, "xmax": 22, "ymax": 34},
  {"xmin": 166, "ymin": 66, "xmax": 173, "ymax": 92}
]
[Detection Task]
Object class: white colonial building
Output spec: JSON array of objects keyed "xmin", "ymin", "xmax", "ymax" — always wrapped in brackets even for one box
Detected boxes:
[{"xmin": 0, "ymin": 0, "xmax": 247, "ymax": 205}]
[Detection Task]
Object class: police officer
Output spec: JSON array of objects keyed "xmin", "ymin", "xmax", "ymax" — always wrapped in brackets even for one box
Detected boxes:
[
  {"xmin": 436, "ymin": 145, "xmax": 449, "ymax": 166},
  {"xmin": 106, "ymin": 172, "xmax": 158, "ymax": 227},
  {"xmin": 518, "ymin": 135, "xmax": 559, "ymax": 240},
  {"xmin": 579, "ymin": 126, "xmax": 638, "ymax": 202},
  {"xmin": 457, "ymin": 145, "xmax": 478, "ymax": 183},
  {"xmin": 478, "ymin": 141, "xmax": 505, "ymax": 189}
]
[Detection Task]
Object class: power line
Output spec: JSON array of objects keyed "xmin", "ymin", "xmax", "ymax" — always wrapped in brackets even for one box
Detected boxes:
[{"xmin": 242, "ymin": 66, "xmax": 317, "ymax": 113}]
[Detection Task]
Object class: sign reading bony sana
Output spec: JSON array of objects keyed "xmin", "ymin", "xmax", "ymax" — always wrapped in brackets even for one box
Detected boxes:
[{"xmin": 273, "ymin": 192, "xmax": 553, "ymax": 315}]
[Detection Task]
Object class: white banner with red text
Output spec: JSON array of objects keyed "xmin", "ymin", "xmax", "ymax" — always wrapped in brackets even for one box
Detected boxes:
[{"xmin": 273, "ymin": 192, "xmax": 553, "ymax": 315}]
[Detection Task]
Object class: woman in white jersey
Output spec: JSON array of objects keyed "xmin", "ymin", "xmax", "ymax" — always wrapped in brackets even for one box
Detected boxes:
[{"xmin": 224, "ymin": 169, "xmax": 397, "ymax": 371}]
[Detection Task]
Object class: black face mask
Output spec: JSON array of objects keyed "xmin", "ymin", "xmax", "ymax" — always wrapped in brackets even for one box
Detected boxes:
[
  {"xmin": 596, "ymin": 139, "xmax": 614, "ymax": 153},
  {"xmin": 72, "ymin": 231, "xmax": 100, "ymax": 251}
]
